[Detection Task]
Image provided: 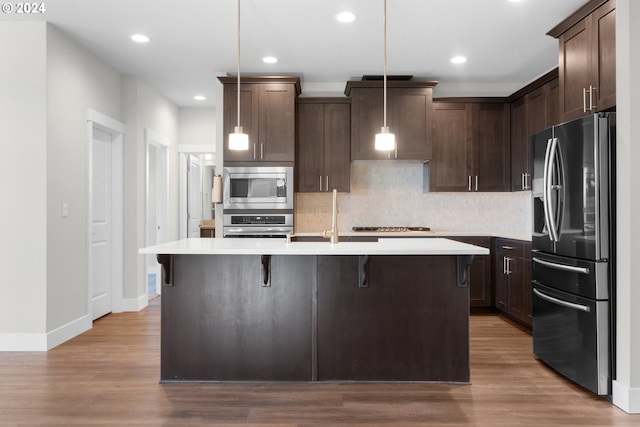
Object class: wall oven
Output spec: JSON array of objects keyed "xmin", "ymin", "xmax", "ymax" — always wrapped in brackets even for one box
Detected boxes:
[{"xmin": 223, "ymin": 166, "xmax": 294, "ymax": 237}]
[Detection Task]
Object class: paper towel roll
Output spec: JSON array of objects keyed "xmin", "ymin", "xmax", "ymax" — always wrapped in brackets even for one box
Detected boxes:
[{"xmin": 212, "ymin": 175, "xmax": 223, "ymax": 203}]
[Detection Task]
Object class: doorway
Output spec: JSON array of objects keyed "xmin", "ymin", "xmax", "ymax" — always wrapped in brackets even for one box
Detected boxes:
[
  {"xmin": 145, "ymin": 129, "xmax": 168, "ymax": 297},
  {"xmin": 87, "ymin": 110, "xmax": 124, "ymax": 321}
]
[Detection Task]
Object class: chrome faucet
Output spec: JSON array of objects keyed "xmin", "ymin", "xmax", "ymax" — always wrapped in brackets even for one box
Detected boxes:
[{"xmin": 322, "ymin": 189, "xmax": 339, "ymax": 244}]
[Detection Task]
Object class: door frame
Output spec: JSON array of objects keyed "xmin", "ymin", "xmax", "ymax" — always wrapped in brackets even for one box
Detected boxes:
[
  {"xmin": 178, "ymin": 145, "xmax": 216, "ymax": 239},
  {"xmin": 145, "ymin": 128, "xmax": 169, "ymax": 296},
  {"xmin": 87, "ymin": 109, "xmax": 125, "ymax": 318}
]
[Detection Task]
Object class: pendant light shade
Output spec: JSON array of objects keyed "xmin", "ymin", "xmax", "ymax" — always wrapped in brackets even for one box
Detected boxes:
[
  {"xmin": 375, "ymin": 0, "xmax": 395, "ymax": 152},
  {"xmin": 229, "ymin": 0, "xmax": 249, "ymax": 151}
]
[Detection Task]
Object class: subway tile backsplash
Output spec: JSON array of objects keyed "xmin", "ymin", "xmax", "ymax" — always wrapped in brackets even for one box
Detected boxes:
[{"xmin": 295, "ymin": 162, "xmax": 531, "ymax": 233}]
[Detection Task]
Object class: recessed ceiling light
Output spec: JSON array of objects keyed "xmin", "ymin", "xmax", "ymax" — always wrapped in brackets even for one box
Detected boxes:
[
  {"xmin": 262, "ymin": 56, "xmax": 278, "ymax": 64},
  {"xmin": 451, "ymin": 56, "xmax": 467, "ymax": 64},
  {"xmin": 130, "ymin": 34, "xmax": 150, "ymax": 43},
  {"xmin": 336, "ymin": 11, "xmax": 356, "ymax": 23},
  {"xmin": 194, "ymin": 95, "xmax": 206, "ymax": 101}
]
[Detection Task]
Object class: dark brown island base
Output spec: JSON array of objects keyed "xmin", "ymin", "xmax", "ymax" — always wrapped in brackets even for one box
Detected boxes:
[{"xmin": 141, "ymin": 238, "xmax": 489, "ymax": 383}]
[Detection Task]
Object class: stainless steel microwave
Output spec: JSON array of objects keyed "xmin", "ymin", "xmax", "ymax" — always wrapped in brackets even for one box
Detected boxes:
[{"xmin": 223, "ymin": 166, "xmax": 294, "ymax": 210}]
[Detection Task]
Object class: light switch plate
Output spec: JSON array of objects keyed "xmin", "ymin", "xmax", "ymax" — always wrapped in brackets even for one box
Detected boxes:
[{"xmin": 62, "ymin": 203, "xmax": 68, "ymax": 218}]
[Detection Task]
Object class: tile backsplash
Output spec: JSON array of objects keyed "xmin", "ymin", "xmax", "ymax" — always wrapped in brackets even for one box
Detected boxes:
[{"xmin": 295, "ymin": 162, "xmax": 531, "ymax": 234}]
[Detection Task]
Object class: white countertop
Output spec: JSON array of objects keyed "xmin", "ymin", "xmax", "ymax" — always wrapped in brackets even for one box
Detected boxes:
[{"xmin": 139, "ymin": 237, "xmax": 490, "ymax": 256}]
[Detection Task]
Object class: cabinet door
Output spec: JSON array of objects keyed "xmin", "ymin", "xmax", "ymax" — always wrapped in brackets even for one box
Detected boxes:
[
  {"xmin": 494, "ymin": 254, "xmax": 509, "ymax": 312},
  {"xmin": 548, "ymin": 77, "xmax": 560, "ymax": 126},
  {"xmin": 350, "ymin": 88, "xmax": 387, "ymax": 160},
  {"xmin": 449, "ymin": 236, "xmax": 492, "ymax": 307},
  {"xmin": 510, "ymin": 96, "xmax": 528, "ymax": 191},
  {"xmin": 559, "ymin": 16, "xmax": 592, "ymax": 122},
  {"xmin": 324, "ymin": 103, "xmax": 351, "ymax": 192},
  {"xmin": 472, "ymin": 103, "xmax": 511, "ymax": 192},
  {"xmin": 296, "ymin": 103, "xmax": 325, "ymax": 192},
  {"xmin": 259, "ymin": 84, "xmax": 296, "ymax": 161},
  {"xmin": 223, "ymin": 83, "xmax": 260, "ymax": 161},
  {"xmin": 391, "ymin": 88, "xmax": 432, "ymax": 160},
  {"xmin": 522, "ymin": 259, "xmax": 532, "ymax": 327},
  {"xmin": 430, "ymin": 102, "xmax": 472, "ymax": 192},
  {"xmin": 507, "ymin": 256, "xmax": 525, "ymax": 322},
  {"xmin": 592, "ymin": 0, "xmax": 616, "ymax": 112}
]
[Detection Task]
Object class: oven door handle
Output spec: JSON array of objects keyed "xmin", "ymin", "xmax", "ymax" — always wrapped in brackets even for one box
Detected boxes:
[
  {"xmin": 532, "ymin": 257, "xmax": 589, "ymax": 274},
  {"xmin": 533, "ymin": 288, "xmax": 590, "ymax": 312}
]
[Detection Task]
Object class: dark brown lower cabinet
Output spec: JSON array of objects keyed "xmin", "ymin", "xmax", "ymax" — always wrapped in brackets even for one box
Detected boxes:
[
  {"xmin": 317, "ymin": 255, "xmax": 469, "ymax": 382},
  {"xmin": 448, "ymin": 237, "xmax": 492, "ymax": 307},
  {"xmin": 493, "ymin": 238, "xmax": 532, "ymax": 327}
]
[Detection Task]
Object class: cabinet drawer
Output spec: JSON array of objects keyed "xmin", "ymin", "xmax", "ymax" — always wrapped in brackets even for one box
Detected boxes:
[{"xmin": 495, "ymin": 238, "xmax": 529, "ymax": 258}]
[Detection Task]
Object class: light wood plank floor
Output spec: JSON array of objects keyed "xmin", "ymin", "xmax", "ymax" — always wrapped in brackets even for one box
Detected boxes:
[{"xmin": 0, "ymin": 298, "xmax": 636, "ymax": 426}]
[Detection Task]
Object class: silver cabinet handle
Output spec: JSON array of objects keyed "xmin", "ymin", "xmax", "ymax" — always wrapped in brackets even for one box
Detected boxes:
[
  {"xmin": 326, "ymin": 176, "xmax": 329, "ymax": 191},
  {"xmin": 319, "ymin": 175, "xmax": 322, "ymax": 192},
  {"xmin": 475, "ymin": 175, "xmax": 478, "ymax": 192},
  {"xmin": 501, "ymin": 245, "xmax": 514, "ymax": 250},
  {"xmin": 260, "ymin": 143, "xmax": 264, "ymax": 159},
  {"xmin": 468, "ymin": 176, "xmax": 472, "ymax": 192},
  {"xmin": 503, "ymin": 256, "xmax": 507, "ymax": 275},
  {"xmin": 583, "ymin": 87, "xmax": 587, "ymax": 113},
  {"xmin": 532, "ymin": 257, "xmax": 589, "ymax": 274},
  {"xmin": 533, "ymin": 288, "xmax": 590, "ymax": 313},
  {"xmin": 589, "ymin": 85, "xmax": 597, "ymax": 111},
  {"xmin": 525, "ymin": 173, "xmax": 530, "ymax": 190},
  {"xmin": 253, "ymin": 143, "xmax": 257, "ymax": 160},
  {"xmin": 505, "ymin": 257, "xmax": 512, "ymax": 275},
  {"xmin": 521, "ymin": 172, "xmax": 525, "ymax": 191}
]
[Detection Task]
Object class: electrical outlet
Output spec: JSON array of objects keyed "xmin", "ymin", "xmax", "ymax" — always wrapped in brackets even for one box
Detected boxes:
[{"xmin": 62, "ymin": 203, "xmax": 68, "ymax": 218}]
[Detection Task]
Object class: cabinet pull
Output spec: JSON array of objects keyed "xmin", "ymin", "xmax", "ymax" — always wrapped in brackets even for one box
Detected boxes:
[
  {"xmin": 521, "ymin": 172, "xmax": 525, "ymax": 191},
  {"xmin": 326, "ymin": 176, "xmax": 329, "ymax": 191},
  {"xmin": 253, "ymin": 143, "xmax": 257, "ymax": 160},
  {"xmin": 524, "ymin": 173, "xmax": 530, "ymax": 190},
  {"xmin": 501, "ymin": 245, "xmax": 514, "ymax": 250},
  {"xmin": 468, "ymin": 176, "xmax": 472, "ymax": 192},
  {"xmin": 589, "ymin": 85, "xmax": 597, "ymax": 111},
  {"xmin": 260, "ymin": 143, "xmax": 264, "ymax": 159},
  {"xmin": 503, "ymin": 256, "xmax": 507, "ymax": 275},
  {"xmin": 505, "ymin": 257, "xmax": 512, "ymax": 275},
  {"xmin": 319, "ymin": 175, "xmax": 322, "ymax": 192},
  {"xmin": 475, "ymin": 175, "xmax": 478, "ymax": 192},
  {"xmin": 583, "ymin": 87, "xmax": 587, "ymax": 113}
]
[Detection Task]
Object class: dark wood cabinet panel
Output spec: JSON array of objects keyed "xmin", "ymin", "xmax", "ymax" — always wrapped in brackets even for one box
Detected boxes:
[
  {"xmin": 317, "ymin": 255, "xmax": 469, "ymax": 382},
  {"xmin": 472, "ymin": 103, "xmax": 511, "ymax": 192},
  {"xmin": 509, "ymin": 73, "xmax": 559, "ymax": 192},
  {"xmin": 448, "ymin": 236, "xmax": 492, "ymax": 307},
  {"xmin": 430, "ymin": 102, "xmax": 472, "ymax": 192},
  {"xmin": 346, "ymin": 81, "xmax": 435, "ymax": 161},
  {"xmin": 493, "ymin": 238, "xmax": 532, "ymax": 327},
  {"xmin": 554, "ymin": 0, "xmax": 615, "ymax": 122},
  {"xmin": 297, "ymin": 100, "xmax": 350, "ymax": 192},
  {"xmin": 219, "ymin": 77, "xmax": 300, "ymax": 162},
  {"xmin": 430, "ymin": 100, "xmax": 509, "ymax": 192}
]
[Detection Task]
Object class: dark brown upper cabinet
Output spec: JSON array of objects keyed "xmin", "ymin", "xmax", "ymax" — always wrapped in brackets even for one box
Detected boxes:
[
  {"xmin": 508, "ymin": 70, "xmax": 560, "ymax": 191},
  {"xmin": 548, "ymin": 0, "xmax": 615, "ymax": 122},
  {"xmin": 218, "ymin": 76, "xmax": 301, "ymax": 163},
  {"xmin": 430, "ymin": 99, "xmax": 510, "ymax": 192},
  {"xmin": 345, "ymin": 80, "xmax": 437, "ymax": 161},
  {"xmin": 296, "ymin": 98, "xmax": 351, "ymax": 193}
]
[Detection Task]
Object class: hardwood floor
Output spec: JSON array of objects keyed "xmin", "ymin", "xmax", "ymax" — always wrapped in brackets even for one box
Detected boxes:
[{"xmin": 0, "ymin": 298, "xmax": 635, "ymax": 426}]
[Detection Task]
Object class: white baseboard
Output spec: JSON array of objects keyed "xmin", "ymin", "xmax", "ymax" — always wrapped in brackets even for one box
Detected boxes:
[
  {"xmin": 612, "ymin": 380, "xmax": 640, "ymax": 413},
  {"xmin": 122, "ymin": 294, "xmax": 148, "ymax": 312},
  {"xmin": 0, "ymin": 314, "xmax": 92, "ymax": 351}
]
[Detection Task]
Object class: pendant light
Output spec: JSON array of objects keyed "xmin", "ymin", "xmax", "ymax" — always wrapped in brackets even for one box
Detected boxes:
[
  {"xmin": 375, "ymin": 0, "xmax": 395, "ymax": 151},
  {"xmin": 228, "ymin": 0, "xmax": 249, "ymax": 150}
]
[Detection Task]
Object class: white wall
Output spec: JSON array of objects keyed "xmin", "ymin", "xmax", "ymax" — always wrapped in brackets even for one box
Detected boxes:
[
  {"xmin": 179, "ymin": 107, "xmax": 216, "ymax": 149},
  {"xmin": 122, "ymin": 76, "xmax": 179, "ymax": 301},
  {"xmin": 45, "ymin": 23, "xmax": 124, "ymax": 332},
  {"xmin": 0, "ymin": 22, "xmax": 48, "ymax": 341},
  {"xmin": 612, "ymin": 0, "xmax": 640, "ymax": 413}
]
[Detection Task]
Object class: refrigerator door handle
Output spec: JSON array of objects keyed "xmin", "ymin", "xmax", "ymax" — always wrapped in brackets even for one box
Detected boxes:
[
  {"xmin": 533, "ymin": 288, "xmax": 591, "ymax": 313},
  {"xmin": 543, "ymin": 138, "xmax": 554, "ymax": 241},
  {"xmin": 532, "ymin": 257, "xmax": 590, "ymax": 274},
  {"xmin": 544, "ymin": 138, "xmax": 559, "ymax": 242}
]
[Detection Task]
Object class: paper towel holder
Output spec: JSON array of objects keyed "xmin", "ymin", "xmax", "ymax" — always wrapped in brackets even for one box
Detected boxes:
[{"xmin": 212, "ymin": 175, "xmax": 223, "ymax": 204}]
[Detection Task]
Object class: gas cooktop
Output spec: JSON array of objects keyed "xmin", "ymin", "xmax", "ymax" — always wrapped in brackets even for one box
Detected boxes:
[{"xmin": 352, "ymin": 226, "xmax": 431, "ymax": 232}]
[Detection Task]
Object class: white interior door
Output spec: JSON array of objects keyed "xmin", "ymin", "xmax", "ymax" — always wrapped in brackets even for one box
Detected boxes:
[
  {"xmin": 187, "ymin": 155, "xmax": 202, "ymax": 238},
  {"xmin": 91, "ymin": 128, "xmax": 112, "ymax": 320}
]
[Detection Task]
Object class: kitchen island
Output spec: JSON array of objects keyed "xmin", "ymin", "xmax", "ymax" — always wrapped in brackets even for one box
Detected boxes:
[{"xmin": 140, "ymin": 237, "xmax": 488, "ymax": 383}]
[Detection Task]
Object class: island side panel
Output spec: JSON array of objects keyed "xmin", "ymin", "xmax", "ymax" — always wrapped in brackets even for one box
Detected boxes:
[
  {"xmin": 317, "ymin": 255, "xmax": 470, "ymax": 382},
  {"xmin": 161, "ymin": 254, "xmax": 314, "ymax": 381}
]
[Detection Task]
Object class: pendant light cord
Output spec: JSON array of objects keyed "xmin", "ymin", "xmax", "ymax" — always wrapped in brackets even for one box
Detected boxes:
[
  {"xmin": 236, "ymin": 0, "xmax": 241, "ymax": 129},
  {"xmin": 383, "ymin": 0, "xmax": 388, "ymax": 128}
]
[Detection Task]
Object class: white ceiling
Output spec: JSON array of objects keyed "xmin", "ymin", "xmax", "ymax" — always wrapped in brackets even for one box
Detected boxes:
[{"xmin": 2, "ymin": 0, "xmax": 586, "ymax": 107}]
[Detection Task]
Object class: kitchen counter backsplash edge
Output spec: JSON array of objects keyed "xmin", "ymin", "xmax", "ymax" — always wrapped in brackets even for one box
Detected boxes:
[{"xmin": 294, "ymin": 231, "xmax": 531, "ymax": 242}]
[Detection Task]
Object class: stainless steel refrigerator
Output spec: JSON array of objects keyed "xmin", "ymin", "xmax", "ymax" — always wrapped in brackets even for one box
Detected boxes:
[{"xmin": 530, "ymin": 112, "xmax": 615, "ymax": 396}]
